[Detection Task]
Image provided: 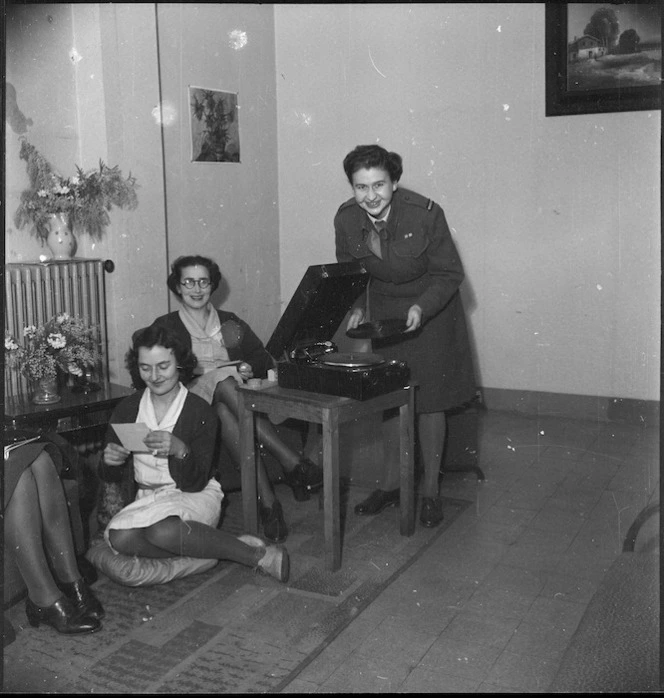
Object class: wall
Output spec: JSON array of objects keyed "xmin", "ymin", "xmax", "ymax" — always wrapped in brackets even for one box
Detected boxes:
[
  {"xmin": 5, "ymin": 3, "xmax": 280, "ymax": 386},
  {"xmin": 154, "ymin": 4, "xmax": 280, "ymax": 339},
  {"xmin": 5, "ymin": 3, "xmax": 661, "ymax": 403},
  {"xmin": 5, "ymin": 3, "xmax": 81, "ymax": 264},
  {"xmin": 274, "ymin": 3, "xmax": 661, "ymax": 403},
  {"xmin": 5, "ymin": 3, "xmax": 168, "ymax": 383}
]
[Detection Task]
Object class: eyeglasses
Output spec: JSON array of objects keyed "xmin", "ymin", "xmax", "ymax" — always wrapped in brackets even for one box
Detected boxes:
[{"xmin": 180, "ymin": 278, "xmax": 211, "ymax": 289}]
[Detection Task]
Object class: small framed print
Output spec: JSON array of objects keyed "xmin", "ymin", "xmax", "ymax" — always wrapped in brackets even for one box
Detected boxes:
[{"xmin": 189, "ymin": 86, "xmax": 240, "ymax": 162}]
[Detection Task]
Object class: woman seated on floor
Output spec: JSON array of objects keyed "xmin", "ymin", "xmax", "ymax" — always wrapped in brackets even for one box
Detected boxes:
[
  {"xmin": 4, "ymin": 435, "xmax": 103, "ymax": 635},
  {"xmin": 149, "ymin": 254, "xmax": 323, "ymax": 543},
  {"xmin": 98, "ymin": 325, "xmax": 289, "ymax": 583}
]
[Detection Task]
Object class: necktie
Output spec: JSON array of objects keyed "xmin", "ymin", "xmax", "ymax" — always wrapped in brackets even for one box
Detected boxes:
[{"xmin": 368, "ymin": 218, "xmax": 386, "ymax": 258}]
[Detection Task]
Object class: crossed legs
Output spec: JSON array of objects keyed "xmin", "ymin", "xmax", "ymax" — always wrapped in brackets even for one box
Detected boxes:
[
  {"xmin": 212, "ymin": 377, "xmax": 315, "ymax": 506},
  {"xmin": 108, "ymin": 517, "xmax": 263, "ymax": 566}
]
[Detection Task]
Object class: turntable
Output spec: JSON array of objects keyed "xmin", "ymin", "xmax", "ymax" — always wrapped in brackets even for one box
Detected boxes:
[{"xmin": 266, "ymin": 263, "xmax": 410, "ymax": 400}]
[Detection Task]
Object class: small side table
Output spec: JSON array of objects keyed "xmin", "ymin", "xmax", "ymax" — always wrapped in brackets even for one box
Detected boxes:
[{"xmin": 237, "ymin": 382, "xmax": 416, "ymax": 571}]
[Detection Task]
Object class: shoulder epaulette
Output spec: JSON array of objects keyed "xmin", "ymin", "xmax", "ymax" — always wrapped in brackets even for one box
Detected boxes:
[
  {"xmin": 401, "ymin": 189, "xmax": 435, "ymax": 211},
  {"xmin": 337, "ymin": 197, "xmax": 356, "ymax": 212}
]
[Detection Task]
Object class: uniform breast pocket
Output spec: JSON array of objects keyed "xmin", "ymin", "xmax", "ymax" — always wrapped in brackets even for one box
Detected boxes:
[{"xmin": 391, "ymin": 230, "xmax": 430, "ymax": 259}]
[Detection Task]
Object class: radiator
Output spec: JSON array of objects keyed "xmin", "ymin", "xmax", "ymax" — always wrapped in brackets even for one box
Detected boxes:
[{"xmin": 4, "ymin": 259, "xmax": 110, "ymax": 399}]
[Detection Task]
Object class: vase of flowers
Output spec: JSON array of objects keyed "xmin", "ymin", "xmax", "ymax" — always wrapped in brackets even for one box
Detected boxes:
[
  {"xmin": 45, "ymin": 212, "xmax": 78, "ymax": 259},
  {"xmin": 5, "ymin": 314, "xmax": 100, "ymax": 404},
  {"xmin": 32, "ymin": 376, "xmax": 62, "ymax": 405},
  {"xmin": 13, "ymin": 138, "xmax": 138, "ymax": 255}
]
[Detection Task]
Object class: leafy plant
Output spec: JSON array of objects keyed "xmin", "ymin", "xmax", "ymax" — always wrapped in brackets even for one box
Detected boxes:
[
  {"xmin": 13, "ymin": 138, "xmax": 139, "ymax": 242},
  {"xmin": 5, "ymin": 314, "xmax": 99, "ymax": 381}
]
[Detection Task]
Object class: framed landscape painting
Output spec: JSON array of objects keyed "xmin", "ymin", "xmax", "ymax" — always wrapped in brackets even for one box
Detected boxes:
[{"xmin": 545, "ymin": 2, "xmax": 661, "ymax": 116}]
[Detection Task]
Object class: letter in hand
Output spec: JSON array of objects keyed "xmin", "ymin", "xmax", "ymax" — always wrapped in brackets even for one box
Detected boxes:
[
  {"xmin": 103, "ymin": 442, "xmax": 130, "ymax": 466},
  {"xmin": 143, "ymin": 430, "xmax": 185, "ymax": 458}
]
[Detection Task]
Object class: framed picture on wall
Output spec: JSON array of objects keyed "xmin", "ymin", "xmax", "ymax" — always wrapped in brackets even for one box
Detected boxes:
[
  {"xmin": 189, "ymin": 86, "xmax": 240, "ymax": 162},
  {"xmin": 545, "ymin": 2, "xmax": 661, "ymax": 116}
]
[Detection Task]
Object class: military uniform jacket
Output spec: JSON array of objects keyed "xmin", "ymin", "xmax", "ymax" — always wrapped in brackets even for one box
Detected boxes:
[
  {"xmin": 334, "ymin": 186, "xmax": 464, "ymax": 320},
  {"xmin": 334, "ymin": 186, "xmax": 476, "ymax": 412}
]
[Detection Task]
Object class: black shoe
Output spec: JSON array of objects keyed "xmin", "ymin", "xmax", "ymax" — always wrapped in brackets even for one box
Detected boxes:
[
  {"xmin": 25, "ymin": 596, "xmax": 101, "ymax": 634},
  {"xmin": 283, "ymin": 458, "xmax": 323, "ymax": 502},
  {"xmin": 354, "ymin": 489, "xmax": 400, "ymax": 516},
  {"xmin": 77, "ymin": 554, "xmax": 98, "ymax": 586},
  {"xmin": 260, "ymin": 499, "xmax": 289, "ymax": 543},
  {"xmin": 420, "ymin": 497, "xmax": 444, "ymax": 528},
  {"xmin": 59, "ymin": 577, "xmax": 105, "ymax": 621}
]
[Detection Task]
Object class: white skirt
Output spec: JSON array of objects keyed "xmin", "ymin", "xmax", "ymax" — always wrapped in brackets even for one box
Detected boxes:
[{"xmin": 104, "ymin": 478, "xmax": 224, "ymax": 551}]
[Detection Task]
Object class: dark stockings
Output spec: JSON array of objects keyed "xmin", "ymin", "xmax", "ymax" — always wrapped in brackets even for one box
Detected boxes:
[
  {"xmin": 382, "ymin": 410, "xmax": 447, "ymax": 497},
  {"xmin": 418, "ymin": 412, "xmax": 446, "ymax": 498},
  {"xmin": 108, "ymin": 516, "xmax": 263, "ymax": 567},
  {"xmin": 5, "ymin": 452, "xmax": 81, "ymax": 607},
  {"xmin": 213, "ymin": 377, "xmax": 302, "ymax": 507}
]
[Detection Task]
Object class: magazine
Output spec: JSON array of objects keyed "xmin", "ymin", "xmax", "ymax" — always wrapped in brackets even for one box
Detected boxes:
[{"xmin": 4, "ymin": 436, "xmax": 40, "ymax": 460}]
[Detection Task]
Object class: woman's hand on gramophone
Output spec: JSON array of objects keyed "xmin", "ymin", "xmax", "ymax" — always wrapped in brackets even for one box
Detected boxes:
[
  {"xmin": 346, "ymin": 307, "xmax": 365, "ymax": 331},
  {"xmin": 405, "ymin": 304, "xmax": 422, "ymax": 332}
]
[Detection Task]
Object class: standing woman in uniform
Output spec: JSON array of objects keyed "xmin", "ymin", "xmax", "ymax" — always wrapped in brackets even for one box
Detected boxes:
[{"xmin": 334, "ymin": 144, "xmax": 476, "ymax": 527}]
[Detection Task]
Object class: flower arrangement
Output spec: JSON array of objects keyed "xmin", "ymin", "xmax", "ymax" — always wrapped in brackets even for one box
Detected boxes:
[
  {"xmin": 13, "ymin": 138, "xmax": 139, "ymax": 242},
  {"xmin": 5, "ymin": 313, "xmax": 99, "ymax": 382}
]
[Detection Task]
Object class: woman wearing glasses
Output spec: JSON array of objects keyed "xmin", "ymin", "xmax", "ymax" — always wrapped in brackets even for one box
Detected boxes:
[{"xmin": 150, "ymin": 255, "xmax": 322, "ymax": 543}]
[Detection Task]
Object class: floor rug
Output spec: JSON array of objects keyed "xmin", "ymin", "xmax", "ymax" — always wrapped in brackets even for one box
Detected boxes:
[
  {"xmin": 3, "ymin": 486, "xmax": 470, "ymax": 694},
  {"xmin": 548, "ymin": 552, "xmax": 659, "ymax": 693}
]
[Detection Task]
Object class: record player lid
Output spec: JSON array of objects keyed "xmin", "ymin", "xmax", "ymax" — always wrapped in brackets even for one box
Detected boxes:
[{"xmin": 266, "ymin": 262, "xmax": 369, "ymax": 360}]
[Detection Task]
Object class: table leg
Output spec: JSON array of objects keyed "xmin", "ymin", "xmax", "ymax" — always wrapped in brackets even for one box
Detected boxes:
[
  {"xmin": 322, "ymin": 407, "xmax": 341, "ymax": 571},
  {"xmin": 399, "ymin": 387, "xmax": 416, "ymax": 536},
  {"xmin": 238, "ymin": 395, "xmax": 259, "ymax": 535}
]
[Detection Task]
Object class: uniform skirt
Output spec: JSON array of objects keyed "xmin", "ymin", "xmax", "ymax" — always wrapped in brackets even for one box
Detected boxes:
[{"xmin": 370, "ymin": 288, "xmax": 476, "ymax": 413}]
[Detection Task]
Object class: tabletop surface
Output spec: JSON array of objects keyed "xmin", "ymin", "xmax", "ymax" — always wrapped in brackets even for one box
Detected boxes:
[
  {"xmin": 4, "ymin": 382, "xmax": 135, "ymax": 421},
  {"xmin": 236, "ymin": 382, "xmax": 416, "ymax": 419}
]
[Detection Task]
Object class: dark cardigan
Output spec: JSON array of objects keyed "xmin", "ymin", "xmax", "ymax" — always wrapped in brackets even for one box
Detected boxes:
[
  {"xmin": 99, "ymin": 390, "xmax": 220, "ymax": 494},
  {"xmin": 152, "ymin": 310, "xmax": 275, "ymax": 379}
]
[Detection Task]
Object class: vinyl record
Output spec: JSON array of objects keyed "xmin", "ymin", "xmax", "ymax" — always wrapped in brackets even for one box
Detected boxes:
[
  {"xmin": 320, "ymin": 352, "xmax": 386, "ymax": 368},
  {"xmin": 346, "ymin": 319, "xmax": 408, "ymax": 340}
]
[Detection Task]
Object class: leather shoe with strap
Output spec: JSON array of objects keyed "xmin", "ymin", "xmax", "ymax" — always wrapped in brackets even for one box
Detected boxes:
[{"xmin": 354, "ymin": 489, "xmax": 400, "ymax": 516}]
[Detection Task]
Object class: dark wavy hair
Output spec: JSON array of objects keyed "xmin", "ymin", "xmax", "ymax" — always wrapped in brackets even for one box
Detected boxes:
[
  {"xmin": 125, "ymin": 325, "xmax": 198, "ymax": 389},
  {"xmin": 342, "ymin": 145, "xmax": 403, "ymax": 184},
  {"xmin": 166, "ymin": 255, "xmax": 222, "ymax": 296}
]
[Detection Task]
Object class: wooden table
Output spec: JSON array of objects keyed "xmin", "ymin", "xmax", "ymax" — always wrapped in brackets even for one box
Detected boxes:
[
  {"xmin": 237, "ymin": 382, "xmax": 416, "ymax": 571},
  {"xmin": 4, "ymin": 382, "xmax": 134, "ymax": 443}
]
